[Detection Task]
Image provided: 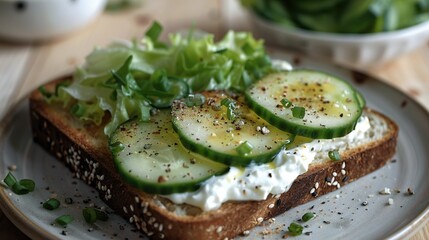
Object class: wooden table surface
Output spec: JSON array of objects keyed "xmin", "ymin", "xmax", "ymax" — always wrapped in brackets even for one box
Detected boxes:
[{"xmin": 1, "ymin": 0, "xmax": 428, "ymax": 239}]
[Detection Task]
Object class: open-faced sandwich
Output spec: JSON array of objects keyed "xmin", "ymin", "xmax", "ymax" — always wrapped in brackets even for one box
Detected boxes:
[{"xmin": 29, "ymin": 22, "xmax": 398, "ymax": 239}]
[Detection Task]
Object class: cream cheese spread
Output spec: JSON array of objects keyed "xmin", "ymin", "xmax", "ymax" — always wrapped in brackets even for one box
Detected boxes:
[{"xmin": 165, "ymin": 115, "xmax": 373, "ymax": 211}]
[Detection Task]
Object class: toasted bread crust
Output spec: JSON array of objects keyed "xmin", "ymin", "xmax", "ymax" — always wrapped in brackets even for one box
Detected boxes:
[{"xmin": 29, "ymin": 80, "xmax": 398, "ymax": 240}]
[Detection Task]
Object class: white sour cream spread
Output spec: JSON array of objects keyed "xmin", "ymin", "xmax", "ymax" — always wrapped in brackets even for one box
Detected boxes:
[{"xmin": 164, "ymin": 116, "xmax": 372, "ymax": 211}]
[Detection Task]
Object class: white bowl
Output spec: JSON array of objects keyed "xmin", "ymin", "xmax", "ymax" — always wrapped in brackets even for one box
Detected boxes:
[
  {"xmin": 250, "ymin": 12, "xmax": 429, "ymax": 68},
  {"xmin": 0, "ymin": 0, "xmax": 106, "ymax": 42}
]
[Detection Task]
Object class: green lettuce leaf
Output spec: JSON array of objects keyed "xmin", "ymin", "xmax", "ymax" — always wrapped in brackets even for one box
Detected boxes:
[{"xmin": 46, "ymin": 22, "xmax": 275, "ymax": 136}]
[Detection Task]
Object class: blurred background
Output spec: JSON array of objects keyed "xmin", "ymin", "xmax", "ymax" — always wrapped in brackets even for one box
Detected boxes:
[{"xmin": 0, "ymin": 0, "xmax": 428, "ymax": 239}]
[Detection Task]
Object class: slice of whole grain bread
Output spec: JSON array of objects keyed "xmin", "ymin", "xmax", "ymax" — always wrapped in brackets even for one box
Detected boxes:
[{"xmin": 29, "ymin": 78, "xmax": 398, "ymax": 240}]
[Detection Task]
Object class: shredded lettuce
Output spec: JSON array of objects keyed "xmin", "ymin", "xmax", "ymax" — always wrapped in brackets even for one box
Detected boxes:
[{"xmin": 46, "ymin": 22, "xmax": 275, "ymax": 136}]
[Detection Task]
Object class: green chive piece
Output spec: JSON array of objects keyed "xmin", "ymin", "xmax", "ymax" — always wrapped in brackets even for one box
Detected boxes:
[
  {"xmin": 83, "ymin": 208, "xmax": 97, "ymax": 224},
  {"xmin": 184, "ymin": 94, "xmax": 206, "ymax": 107},
  {"xmin": 193, "ymin": 94, "xmax": 206, "ymax": 106},
  {"xmin": 145, "ymin": 21, "xmax": 163, "ymax": 41},
  {"xmin": 328, "ymin": 150, "xmax": 341, "ymax": 161},
  {"xmin": 94, "ymin": 209, "xmax": 109, "ymax": 221},
  {"xmin": 302, "ymin": 212, "xmax": 315, "ymax": 222},
  {"xmin": 291, "ymin": 106, "xmax": 305, "ymax": 119},
  {"xmin": 236, "ymin": 141, "xmax": 253, "ymax": 156},
  {"xmin": 220, "ymin": 98, "xmax": 234, "ymax": 107},
  {"xmin": 288, "ymin": 222, "xmax": 303, "ymax": 236},
  {"xmin": 220, "ymin": 98, "xmax": 236, "ymax": 121},
  {"xmin": 11, "ymin": 183, "xmax": 30, "ymax": 195},
  {"xmin": 226, "ymin": 108, "xmax": 236, "ymax": 121},
  {"xmin": 83, "ymin": 207, "xmax": 109, "ymax": 224},
  {"xmin": 55, "ymin": 214, "xmax": 74, "ymax": 227},
  {"xmin": 3, "ymin": 172, "xmax": 17, "ymax": 188},
  {"xmin": 19, "ymin": 179, "xmax": 35, "ymax": 192},
  {"xmin": 3, "ymin": 172, "xmax": 35, "ymax": 195},
  {"xmin": 109, "ymin": 141, "xmax": 125, "ymax": 154},
  {"xmin": 70, "ymin": 103, "xmax": 86, "ymax": 117},
  {"xmin": 280, "ymin": 98, "xmax": 292, "ymax": 108},
  {"xmin": 38, "ymin": 86, "xmax": 52, "ymax": 99},
  {"xmin": 43, "ymin": 198, "xmax": 61, "ymax": 210},
  {"xmin": 184, "ymin": 95, "xmax": 195, "ymax": 107}
]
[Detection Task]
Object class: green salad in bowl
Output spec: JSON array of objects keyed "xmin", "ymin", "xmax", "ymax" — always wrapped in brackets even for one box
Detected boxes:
[
  {"xmin": 240, "ymin": 0, "xmax": 429, "ymax": 68},
  {"xmin": 242, "ymin": 0, "xmax": 429, "ymax": 34}
]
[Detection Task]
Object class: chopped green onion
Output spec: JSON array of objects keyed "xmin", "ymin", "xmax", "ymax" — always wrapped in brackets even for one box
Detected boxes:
[
  {"xmin": 145, "ymin": 21, "xmax": 163, "ymax": 41},
  {"xmin": 43, "ymin": 198, "xmax": 61, "ymax": 210},
  {"xmin": 184, "ymin": 94, "xmax": 206, "ymax": 107},
  {"xmin": 94, "ymin": 208, "xmax": 109, "ymax": 221},
  {"xmin": 11, "ymin": 183, "xmax": 30, "ymax": 195},
  {"xmin": 291, "ymin": 106, "xmax": 305, "ymax": 119},
  {"xmin": 55, "ymin": 214, "xmax": 74, "ymax": 227},
  {"xmin": 221, "ymin": 98, "xmax": 237, "ymax": 121},
  {"xmin": 3, "ymin": 172, "xmax": 17, "ymax": 188},
  {"xmin": 38, "ymin": 86, "xmax": 53, "ymax": 99},
  {"xmin": 280, "ymin": 98, "xmax": 292, "ymax": 108},
  {"xmin": 288, "ymin": 222, "xmax": 303, "ymax": 236},
  {"xmin": 83, "ymin": 208, "xmax": 97, "ymax": 224},
  {"xmin": 3, "ymin": 172, "xmax": 35, "ymax": 195},
  {"xmin": 193, "ymin": 94, "xmax": 206, "ymax": 106},
  {"xmin": 83, "ymin": 207, "xmax": 109, "ymax": 224},
  {"xmin": 328, "ymin": 150, "xmax": 341, "ymax": 161},
  {"xmin": 236, "ymin": 141, "xmax": 253, "ymax": 156},
  {"xmin": 226, "ymin": 108, "xmax": 236, "ymax": 121},
  {"xmin": 301, "ymin": 212, "xmax": 315, "ymax": 222},
  {"xmin": 70, "ymin": 103, "xmax": 86, "ymax": 118},
  {"xmin": 109, "ymin": 141, "xmax": 125, "ymax": 154},
  {"xmin": 220, "ymin": 98, "xmax": 235, "ymax": 107},
  {"xmin": 19, "ymin": 179, "xmax": 35, "ymax": 192},
  {"xmin": 184, "ymin": 95, "xmax": 195, "ymax": 107}
]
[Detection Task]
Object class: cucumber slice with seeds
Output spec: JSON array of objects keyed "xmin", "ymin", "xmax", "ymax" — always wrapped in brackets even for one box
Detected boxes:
[
  {"xmin": 110, "ymin": 110, "xmax": 228, "ymax": 194},
  {"xmin": 172, "ymin": 91, "xmax": 294, "ymax": 167},
  {"xmin": 245, "ymin": 70, "xmax": 363, "ymax": 139}
]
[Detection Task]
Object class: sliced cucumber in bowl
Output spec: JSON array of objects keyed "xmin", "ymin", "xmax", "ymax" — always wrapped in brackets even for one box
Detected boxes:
[
  {"xmin": 109, "ymin": 110, "xmax": 229, "ymax": 194},
  {"xmin": 245, "ymin": 70, "xmax": 363, "ymax": 139}
]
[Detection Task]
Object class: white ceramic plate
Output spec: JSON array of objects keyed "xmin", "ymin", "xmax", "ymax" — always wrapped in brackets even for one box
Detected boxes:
[{"xmin": 1, "ymin": 52, "xmax": 429, "ymax": 240}]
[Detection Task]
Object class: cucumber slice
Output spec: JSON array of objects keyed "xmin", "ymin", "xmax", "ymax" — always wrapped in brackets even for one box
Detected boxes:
[
  {"xmin": 171, "ymin": 91, "xmax": 294, "ymax": 167},
  {"xmin": 245, "ymin": 70, "xmax": 363, "ymax": 139},
  {"xmin": 109, "ymin": 110, "xmax": 228, "ymax": 194}
]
